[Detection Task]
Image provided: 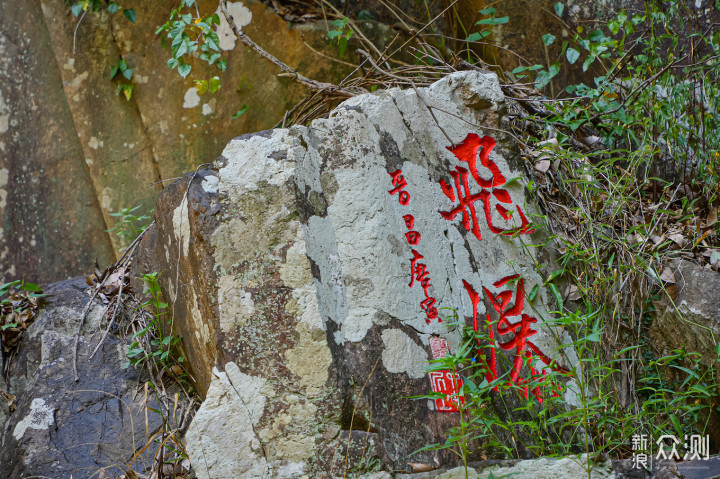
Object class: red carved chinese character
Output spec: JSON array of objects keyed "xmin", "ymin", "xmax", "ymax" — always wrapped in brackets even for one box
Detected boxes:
[
  {"xmin": 429, "ymin": 370, "xmax": 464, "ymax": 412},
  {"xmin": 439, "ymin": 134, "xmax": 534, "ymax": 241},
  {"xmin": 405, "ymin": 231, "xmax": 421, "ymax": 245},
  {"xmin": 403, "ymin": 214, "xmax": 415, "ymax": 229},
  {"xmin": 463, "ymin": 275, "xmax": 568, "ymax": 402},
  {"xmin": 429, "ymin": 336, "xmax": 451, "ymax": 359},
  {"xmin": 388, "ymin": 169, "xmax": 410, "ymax": 205},
  {"xmin": 447, "ymin": 133, "xmax": 505, "ymax": 188},
  {"xmin": 408, "ymin": 250, "xmax": 439, "ymax": 323},
  {"xmin": 421, "ymin": 296, "xmax": 438, "ymax": 321}
]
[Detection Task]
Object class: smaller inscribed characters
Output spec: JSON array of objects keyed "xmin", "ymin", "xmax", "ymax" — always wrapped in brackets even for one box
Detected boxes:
[
  {"xmin": 439, "ymin": 133, "xmax": 534, "ymax": 241},
  {"xmin": 428, "ymin": 336, "xmax": 464, "ymax": 413},
  {"xmin": 387, "ymin": 170, "xmax": 439, "ymax": 324}
]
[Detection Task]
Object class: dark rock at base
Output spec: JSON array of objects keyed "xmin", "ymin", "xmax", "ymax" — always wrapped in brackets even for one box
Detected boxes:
[{"xmin": 0, "ymin": 277, "xmax": 164, "ymax": 479}]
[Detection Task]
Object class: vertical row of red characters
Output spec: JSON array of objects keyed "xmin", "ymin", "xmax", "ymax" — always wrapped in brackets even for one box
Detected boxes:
[{"xmin": 387, "ymin": 133, "xmax": 568, "ymax": 412}]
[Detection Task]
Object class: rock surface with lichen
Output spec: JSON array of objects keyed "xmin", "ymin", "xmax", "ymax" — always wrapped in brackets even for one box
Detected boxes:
[{"xmin": 134, "ymin": 70, "xmax": 577, "ymax": 477}]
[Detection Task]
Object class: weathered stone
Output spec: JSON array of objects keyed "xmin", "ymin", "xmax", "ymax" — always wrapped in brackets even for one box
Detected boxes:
[
  {"xmin": 0, "ymin": 277, "xmax": 165, "ymax": 479},
  {"xmin": 0, "ymin": 0, "xmax": 115, "ymax": 283},
  {"xmin": 648, "ymin": 260, "xmax": 720, "ymax": 445},
  {"xmin": 396, "ymin": 455, "xmax": 615, "ymax": 479},
  {"xmin": 136, "ymin": 71, "xmax": 577, "ymax": 476},
  {"xmin": 650, "ymin": 260, "xmax": 720, "ymax": 364},
  {"xmin": 39, "ymin": 0, "xmax": 164, "ymax": 254}
]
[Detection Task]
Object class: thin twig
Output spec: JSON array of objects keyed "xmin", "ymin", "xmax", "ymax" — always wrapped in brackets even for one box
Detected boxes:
[
  {"xmin": 73, "ymin": 8, "xmax": 88, "ymax": 56},
  {"xmin": 343, "ymin": 356, "xmax": 381, "ymax": 478},
  {"xmin": 220, "ymin": 0, "xmax": 358, "ymax": 97},
  {"xmin": 73, "ymin": 221, "xmax": 153, "ymax": 381}
]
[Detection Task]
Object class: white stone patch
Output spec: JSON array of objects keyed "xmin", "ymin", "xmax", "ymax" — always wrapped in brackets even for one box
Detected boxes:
[
  {"xmin": 202, "ymin": 103, "xmax": 212, "ymax": 116},
  {"xmin": 185, "ymin": 363, "xmax": 267, "ymax": 479},
  {"xmin": 63, "ymin": 58, "xmax": 76, "ymax": 72},
  {"xmin": 216, "ymin": 2, "xmax": 252, "ymax": 51},
  {"xmin": 189, "ymin": 288, "xmax": 210, "ymax": 344},
  {"xmin": 88, "ymin": 136, "xmax": 104, "ymax": 150},
  {"xmin": 13, "ymin": 398, "xmax": 54, "ymax": 440},
  {"xmin": 0, "ymin": 89, "xmax": 8, "ymax": 134},
  {"xmin": 69, "ymin": 70, "xmax": 89, "ymax": 89},
  {"xmin": 279, "ymin": 229, "xmax": 323, "ymax": 330},
  {"xmin": 182, "ymin": 87, "xmax": 201, "ymax": 109},
  {"xmin": 218, "ymin": 275, "xmax": 255, "ymax": 332},
  {"xmin": 219, "ymin": 130, "xmax": 300, "ymax": 192},
  {"xmin": 381, "ymin": 328, "xmax": 428, "ymax": 378},
  {"xmin": 100, "ymin": 186, "xmax": 112, "ymax": 212},
  {"xmin": 172, "ymin": 195, "xmax": 190, "ymax": 257},
  {"xmin": 201, "ymin": 174, "xmax": 219, "ymax": 193},
  {"xmin": 0, "ymin": 167, "xmax": 8, "ymax": 209}
]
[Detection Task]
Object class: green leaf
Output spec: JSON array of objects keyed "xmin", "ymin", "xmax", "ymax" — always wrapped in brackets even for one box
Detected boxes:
[
  {"xmin": 126, "ymin": 347, "xmax": 144, "ymax": 358},
  {"xmin": 194, "ymin": 79, "xmax": 208, "ymax": 95},
  {"xmin": 217, "ymin": 59, "xmax": 227, "ymax": 71},
  {"xmin": 545, "ymin": 269, "xmax": 564, "ymax": 284},
  {"xmin": 548, "ymin": 283, "xmax": 563, "ymax": 311},
  {"xmin": 582, "ymin": 54, "xmax": 596, "ymax": 72},
  {"xmin": 467, "ymin": 31, "xmax": 491, "ymax": 42},
  {"xmin": 205, "ymin": 31, "xmax": 220, "ymax": 51},
  {"xmin": 608, "ymin": 19, "xmax": 621, "ymax": 35},
  {"xmin": 566, "ymin": 47, "xmax": 580, "ymax": 64},
  {"xmin": 71, "ymin": 2, "xmax": 83, "ymax": 17},
  {"xmin": 327, "ymin": 30, "xmax": 341, "ymax": 39},
  {"xmin": 1, "ymin": 323, "xmax": 18, "ymax": 331},
  {"xmin": 554, "ymin": 2, "xmax": 564, "ymax": 17},
  {"xmin": 178, "ymin": 62, "xmax": 191, "ymax": 78},
  {"xmin": 588, "ymin": 29, "xmax": 605, "ymax": 42},
  {"xmin": 535, "ymin": 62, "xmax": 560, "ymax": 89},
  {"xmin": 232, "ymin": 104, "xmax": 249, "ymax": 119},
  {"xmin": 108, "ymin": 2, "xmax": 119, "ymax": 14},
  {"xmin": 669, "ymin": 414, "xmax": 683, "ymax": 437},
  {"xmin": 208, "ymin": 76, "xmax": 221, "ymax": 93},
  {"xmin": 20, "ymin": 281, "xmax": 41, "ymax": 293},
  {"xmin": 542, "ymin": 33, "xmax": 556, "ymax": 45},
  {"xmin": 338, "ymin": 36, "xmax": 348, "ymax": 58},
  {"xmin": 123, "ymin": 8, "xmax": 136, "ymax": 23},
  {"xmin": 122, "ymin": 67, "xmax": 133, "ymax": 80},
  {"xmin": 167, "ymin": 58, "xmax": 178, "ymax": 69},
  {"xmin": 357, "ymin": 9, "xmax": 374, "ymax": 20},
  {"xmin": 110, "ymin": 64, "xmax": 120, "ymax": 79},
  {"xmin": 528, "ymin": 284, "xmax": 540, "ymax": 302},
  {"xmin": 477, "ymin": 16, "xmax": 509, "ymax": 25},
  {"xmin": 478, "ymin": 7, "xmax": 497, "ymax": 15}
]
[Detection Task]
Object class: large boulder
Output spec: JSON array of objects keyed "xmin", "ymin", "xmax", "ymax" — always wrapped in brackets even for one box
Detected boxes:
[
  {"xmin": 135, "ymin": 70, "xmax": 577, "ymax": 477},
  {"xmin": 0, "ymin": 278, "xmax": 166, "ymax": 479}
]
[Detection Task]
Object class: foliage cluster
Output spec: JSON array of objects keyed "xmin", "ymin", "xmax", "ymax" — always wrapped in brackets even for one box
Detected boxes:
[{"xmin": 417, "ymin": 1, "xmax": 720, "ymax": 476}]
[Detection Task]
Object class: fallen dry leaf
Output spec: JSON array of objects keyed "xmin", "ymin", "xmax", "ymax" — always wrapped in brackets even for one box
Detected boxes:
[
  {"xmin": 666, "ymin": 232, "xmax": 687, "ymax": 248},
  {"xmin": 537, "ymin": 138, "xmax": 559, "ymax": 149},
  {"xmin": 535, "ymin": 159, "xmax": 551, "ymax": 173},
  {"xmin": 660, "ymin": 267, "xmax": 677, "ymax": 284},
  {"xmin": 565, "ymin": 284, "xmax": 582, "ymax": 301},
  {"xmin": 706, "ymin": 206, "xmax": 718, "ymax": 228},
  {"xmin": 408, "ymin": 462, "xmax": 438, "ymax": 473}
]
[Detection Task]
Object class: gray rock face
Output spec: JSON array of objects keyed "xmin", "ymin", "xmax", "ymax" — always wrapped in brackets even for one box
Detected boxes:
[
  {"xmin": 648, "ymin": 260, "xmax": 720, "ymax": 445},
  {"xmin": 135, "ymin": 70, "xmax": 577, "ymax": 477},
  {"xmin": 0, "ymin": 278, "xmax": 163, "ymax": 479},
  {"xmin": 650, "ymin": 260, "xmax": 720, "ymax": 363}
]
